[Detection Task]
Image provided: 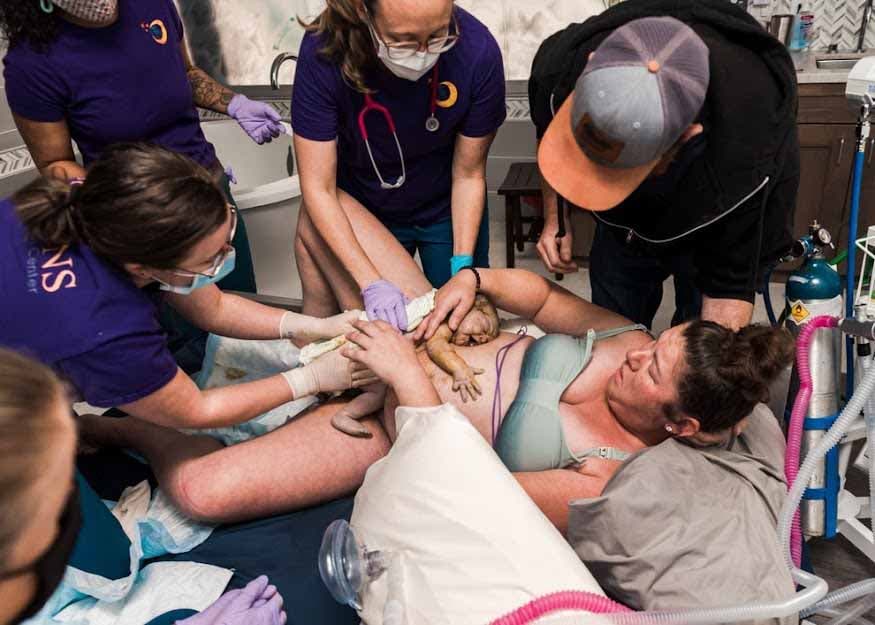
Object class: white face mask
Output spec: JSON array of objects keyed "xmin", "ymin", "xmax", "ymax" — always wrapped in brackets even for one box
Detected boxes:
[
  {"xmin": 49, "ymin": 0, "xmax": 118, "ymax": 25},
  {"xmin": 376, "ymin": 42, "xmax": 441, "ymax": 82}
]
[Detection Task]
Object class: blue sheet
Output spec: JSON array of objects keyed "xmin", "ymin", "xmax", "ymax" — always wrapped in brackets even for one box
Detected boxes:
[{"xmin": 79, "ymin": 450, "xmax": 359, "ymax": 625}]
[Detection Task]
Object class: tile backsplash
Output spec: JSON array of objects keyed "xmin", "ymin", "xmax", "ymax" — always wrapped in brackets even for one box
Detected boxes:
[{"xmin": 749, "ymin": 0, "xmax": 875, "ymax": 51}]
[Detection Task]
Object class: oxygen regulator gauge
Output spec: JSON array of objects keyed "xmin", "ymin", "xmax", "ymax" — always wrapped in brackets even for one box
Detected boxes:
[{"xmin": 810, "ymin": 221, "xmax": 834, "ymax": 249}]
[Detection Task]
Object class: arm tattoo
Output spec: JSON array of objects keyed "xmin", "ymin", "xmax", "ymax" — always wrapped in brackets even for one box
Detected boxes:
[{"xmin": 187, "ymin": 67, "xmax": 236, "ymax": 114}]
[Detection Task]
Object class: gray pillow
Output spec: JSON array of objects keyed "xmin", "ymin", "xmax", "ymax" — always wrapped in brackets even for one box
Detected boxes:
[{"xmin": 567, "ymin": 404, "xmax": 796, "ymax": 625}]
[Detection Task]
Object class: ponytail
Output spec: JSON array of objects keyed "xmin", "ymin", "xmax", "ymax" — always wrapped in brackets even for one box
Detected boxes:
[
  {"xmin": 302, "ymin": 0, "xmax": 378, "ymax": 93},
  {"xmin": 12, "ymin": 143, "xmax": 228, "ymax": 270}
]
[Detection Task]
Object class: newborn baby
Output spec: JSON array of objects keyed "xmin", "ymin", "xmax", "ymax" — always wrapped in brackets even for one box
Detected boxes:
[{"xmin": 331, "ymin": 294, "xmax": 501, "ymax": 438}]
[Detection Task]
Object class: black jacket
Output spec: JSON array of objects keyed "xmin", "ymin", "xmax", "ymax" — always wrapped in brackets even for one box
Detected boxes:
[{"xmin": 529, "ymin": 0, "xmax": 800, "ymax": 303}]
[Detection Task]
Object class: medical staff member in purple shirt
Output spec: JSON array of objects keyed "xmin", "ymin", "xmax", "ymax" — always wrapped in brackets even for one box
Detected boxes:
[
  {"xmin": 0, "ymin": 144, "xmax": 375, "ymax": 454},
  {"xmin": 292, "ymin": 0, "xmax": 505, "ymax": 330},
  {"xmin": 0, "ymin": 0, "xmax": 282, "ymax": 364}
]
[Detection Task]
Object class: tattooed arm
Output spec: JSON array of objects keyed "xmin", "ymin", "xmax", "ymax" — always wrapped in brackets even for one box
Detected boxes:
[{"xmin": 180, "ymin": 40, "xmax": 236, "ymax": 114}]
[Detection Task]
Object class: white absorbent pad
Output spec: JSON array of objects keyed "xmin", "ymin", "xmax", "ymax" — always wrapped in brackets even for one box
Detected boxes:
[
  {"xmin": 192, "ymin": 333, "xmax": 317, "ymax": 445},
  {"xmin": 26, "ymin": 482, "xmax": 223, "ymax": 625},
  {"xmin": 351, "ymin": 403, "xmax": 604, "ymax": 625},
  {"xmin": 299, "ymin": 290, "xmax": 437, "ymax": 365},
  {"xmin": 53, "ymin": 562, "xmax": 232, "ymax": 625}
]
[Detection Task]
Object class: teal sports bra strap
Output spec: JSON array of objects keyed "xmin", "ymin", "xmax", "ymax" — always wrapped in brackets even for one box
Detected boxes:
[
  {"xmin": 560, "ymin": 323, "xmax": 648, "ymax": 469},
  {"xmin": 569, "ymin": 446, "xmax": 631, "ymax": 464},
  {"xmin": 593, "ymin": 323, "xmax": 650, "ymax": 341}
]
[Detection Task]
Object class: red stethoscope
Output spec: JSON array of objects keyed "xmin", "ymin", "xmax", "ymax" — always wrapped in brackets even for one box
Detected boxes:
[{"xmin": 358, "ymin": 65, "xmax": 441, "ymax": 190}]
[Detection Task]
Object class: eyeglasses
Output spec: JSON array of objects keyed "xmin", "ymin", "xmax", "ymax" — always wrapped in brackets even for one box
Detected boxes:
[
  {"xmin": 367, "ymin": 11, "xmax": 460, "ymax": 60},
  {"xmin": 170, "ymin": 205, "xmax": 237, "ymax": 280}
]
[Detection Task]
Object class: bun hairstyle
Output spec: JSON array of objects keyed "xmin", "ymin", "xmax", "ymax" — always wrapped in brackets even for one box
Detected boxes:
[
  {"xmin": 13, "ymin": 143, "xmax": 228, "ymax": 270},
  {"xmin": 677, "ymin": 321, "xmax": 795, "ymax": 432},
  {"xmin": 302, "ymin": 0, "xmax": 379, "ymax": 93}
]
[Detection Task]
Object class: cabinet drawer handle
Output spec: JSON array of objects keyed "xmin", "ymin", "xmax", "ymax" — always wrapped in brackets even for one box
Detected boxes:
[
  {"xmin": 837, "ymin": 137, "xmax": 846, "ymax": 166},
  {"xmin": 869, "ymin": 138, "xmax": 875, "ymax": 165}
]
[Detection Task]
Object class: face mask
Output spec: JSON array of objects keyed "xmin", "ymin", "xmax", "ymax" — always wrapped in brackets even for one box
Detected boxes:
[
  {"xmin": 46, "ymin": 0, "xmax": 118, "ymax": 26},
  {"xmin": 376, "ymin": 42, "xmax": 441, "ymax": 82},
  {"xmin": 1, "ymin": 485, "xmax": 82, "ymax": 624},
  {"xmin": 155, "ymin": 249, "xmax": 237, "ymax": 295}
]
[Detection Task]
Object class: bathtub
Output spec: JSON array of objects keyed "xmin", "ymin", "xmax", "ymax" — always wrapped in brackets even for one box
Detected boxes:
[{"xmin": 201, "ymin": 119, "xmax": 303, "ymax": 301}]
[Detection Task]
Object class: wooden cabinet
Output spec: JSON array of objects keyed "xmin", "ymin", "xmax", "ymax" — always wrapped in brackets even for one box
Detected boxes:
[
  {"xmin": 787, "ymin": 84, "xmax": 872, "ymax": 275},
  {"xmin": 795, "ymin": 123, "xmax": 854, "ymax": 260}
]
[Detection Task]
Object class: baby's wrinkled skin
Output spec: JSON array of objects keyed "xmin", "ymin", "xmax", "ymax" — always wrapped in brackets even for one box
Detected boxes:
[{"xmin": 331, "ymin": 295, "xmax": 501, "ymax": 438}]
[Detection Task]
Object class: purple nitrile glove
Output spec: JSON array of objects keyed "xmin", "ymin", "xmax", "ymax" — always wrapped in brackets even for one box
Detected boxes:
[
  {"xmin": 362, "ymin": 280, "xmax": 409, "ymax": 332},
  {"xmin": 224, "ymin": 166, "xmax": 237, "ymax": 185},
  {"xmin": 227, "ymin": 94, "xmax": 283, "ymax": 145},
  {"xmin": 175, "ymin": 576, "xmax": 286, "ymax": 625}
]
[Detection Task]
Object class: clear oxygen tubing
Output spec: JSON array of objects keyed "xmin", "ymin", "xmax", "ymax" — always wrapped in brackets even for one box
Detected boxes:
[
  {"xmin": 819, "ymin": 607, "xmax": 875, "ymax": 625},
  {"xmin": 870, "ymin": 414, "xmax": 875, "ymax": 546},
  {"xmin": 779, "ymin": 336, "xmax": 875, "ymax": 618},
  {"xmin": 860, "ymin": 344, "xmax": 875, "ymax": 546},
  {"xmin": 823, "ymin": 591, "xmax": 875, "ymax": 625},
  {"xmin": 785, "ymin": 315, "xmax": 839, "ymax": 567},
  {"xmin": 801, "ymin": 579, "xmax": 875, "ymax": 618}
]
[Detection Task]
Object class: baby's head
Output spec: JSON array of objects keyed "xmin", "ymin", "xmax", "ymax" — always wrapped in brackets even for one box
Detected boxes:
[{"xmin": 451, "ymin": 295, "xmax": 500, "ymax": 346}]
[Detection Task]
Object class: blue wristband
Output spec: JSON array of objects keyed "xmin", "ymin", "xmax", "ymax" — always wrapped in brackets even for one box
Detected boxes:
[{"xmin": 450, "ymin": 255, "xmax": 474, "ymax": 276}]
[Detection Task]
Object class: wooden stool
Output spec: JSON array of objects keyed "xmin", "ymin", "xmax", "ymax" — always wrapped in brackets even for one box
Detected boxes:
[{"xmin": 497, "ymin": 162, "xmax": 563, "ymax": 280}]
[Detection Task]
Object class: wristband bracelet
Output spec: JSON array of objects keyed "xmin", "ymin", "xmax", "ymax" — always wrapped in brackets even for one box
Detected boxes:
[{"xmin": 460, "ymin": 266, "xmax": 481, "ymax": 292}]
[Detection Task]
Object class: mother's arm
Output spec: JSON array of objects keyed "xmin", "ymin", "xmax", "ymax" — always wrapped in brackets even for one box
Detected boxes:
[
  {"xmin": 516, "ymin": 457, "xmax": 618, "ymax": 533},
  {"xmin": 419, "ymin": 268, "xmax": 631, "ymax": 340}
]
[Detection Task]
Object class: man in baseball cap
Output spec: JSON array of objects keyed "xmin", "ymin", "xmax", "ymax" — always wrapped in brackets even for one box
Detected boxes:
[{"xmin": 530, "ymin": 0, "xmax": 799, "ymax": 330}]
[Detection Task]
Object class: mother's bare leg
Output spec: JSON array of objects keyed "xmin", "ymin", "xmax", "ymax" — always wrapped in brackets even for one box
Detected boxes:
[
  {"xmin": 78, "ymin": 399, "xmax": 390, "ymax": 523},
  {"xmin": 295, "ymin": 191, "xmax": 432, "ymax": 315}
]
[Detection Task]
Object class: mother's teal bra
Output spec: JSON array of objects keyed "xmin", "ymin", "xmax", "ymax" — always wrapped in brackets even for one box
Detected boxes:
[{"xmin": 494, "ymin": 325, "xmax": 647, "ymax": 472}]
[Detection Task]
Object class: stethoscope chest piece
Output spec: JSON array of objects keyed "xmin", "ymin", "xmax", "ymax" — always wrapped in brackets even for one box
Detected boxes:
[{"xmin": 425, "ymin": 115, "xmax": 440, "ymax": 133}]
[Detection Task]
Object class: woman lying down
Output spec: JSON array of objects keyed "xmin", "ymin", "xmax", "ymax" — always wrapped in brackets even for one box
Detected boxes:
[{"xmin": 80, "ymin": 196, "xmax": 793, "ymax": 534}]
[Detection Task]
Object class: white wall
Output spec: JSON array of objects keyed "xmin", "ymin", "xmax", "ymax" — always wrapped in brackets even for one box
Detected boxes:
[{"xmin": 196, "ymin": 0, "xmax": 605, "ymax": 85}]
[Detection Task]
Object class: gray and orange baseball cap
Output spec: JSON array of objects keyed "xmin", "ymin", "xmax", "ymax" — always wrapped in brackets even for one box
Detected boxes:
[{"xmin": 539, "ymin": 17, "xmax": 710, "ymax": 211}]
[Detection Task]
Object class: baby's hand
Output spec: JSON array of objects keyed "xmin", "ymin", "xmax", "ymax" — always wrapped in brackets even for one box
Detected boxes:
[
  {"xmin": 342, "ymin": 320, "xmax": 422, "ymax": 389},
  {"xmin": 452, "ymin": 365, "xmax": 484, "ymax": 403}
]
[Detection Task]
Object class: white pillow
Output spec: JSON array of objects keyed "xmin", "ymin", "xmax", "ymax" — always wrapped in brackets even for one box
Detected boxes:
[{"xmin": 351, "ymin": 403, "xmax": 604, "ymax": 625}]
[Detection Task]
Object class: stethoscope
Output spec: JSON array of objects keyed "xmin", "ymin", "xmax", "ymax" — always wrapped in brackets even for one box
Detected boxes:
[{"xmin": 357, "ymin": 65, "xmax": 441, "ymax": 190}]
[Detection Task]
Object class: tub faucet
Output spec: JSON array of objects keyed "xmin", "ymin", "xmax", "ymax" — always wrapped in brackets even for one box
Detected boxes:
[
  {"xmin": 858, "ymin": 0, "xmax": 874, "ymax": 53},
  {"xmin": 270, "ymin": 52, "xmax": 298, "ymax": 90}
]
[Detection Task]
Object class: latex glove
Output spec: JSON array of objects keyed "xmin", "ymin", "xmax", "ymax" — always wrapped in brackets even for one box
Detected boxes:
[
  {"xmin": 281, "ymin": 349, "xmax": 378, "ymax": 399},
  {"xmin": 279, "ymin": 310, "xmax": 362, "ymax": 344},
  {"xmin": 176, "ymin": 575, "xmax": 286, "ymax": 625},
  {"xmin": 227, "ymin": 94, "xmax": 283, "ymax": 145},
  {"xmin": 362, "ymin": 280, "xmax": 409, "ymax": 331}
]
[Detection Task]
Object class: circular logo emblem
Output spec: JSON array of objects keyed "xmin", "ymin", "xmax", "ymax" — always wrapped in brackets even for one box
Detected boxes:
[
  {"xmin": 436, "ymin": 81, "xmax": 458, "ymax": 109},
  {"xmin": 141, "ymin": 19, "xmax": 168, "ymax": 45}
]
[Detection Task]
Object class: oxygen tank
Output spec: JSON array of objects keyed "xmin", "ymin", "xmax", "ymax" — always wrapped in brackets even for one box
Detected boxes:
[{"xmin": 784, "ymin": 222, "xmax": 843, "ymax": 538}]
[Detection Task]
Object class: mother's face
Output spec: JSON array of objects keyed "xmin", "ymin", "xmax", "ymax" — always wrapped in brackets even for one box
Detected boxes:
[{"xmin": 605, "ymin": 324, "xmax": 689, "ymax": 436}]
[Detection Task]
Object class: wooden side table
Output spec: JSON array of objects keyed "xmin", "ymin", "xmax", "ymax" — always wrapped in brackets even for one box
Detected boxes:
[{"xmin": 497, "ymin": 162, "xmax": 563, "ymax": 280}]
